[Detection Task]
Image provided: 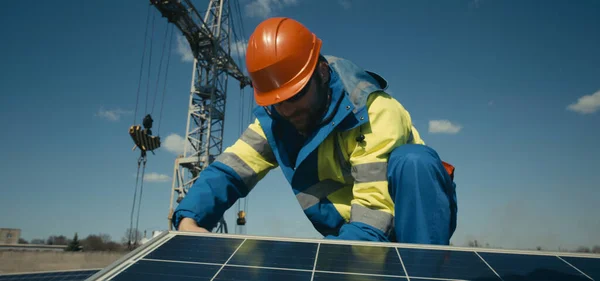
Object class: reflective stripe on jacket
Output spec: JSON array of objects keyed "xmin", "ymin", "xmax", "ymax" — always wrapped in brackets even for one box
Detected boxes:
[{"xmin": 172, "ymin": 55, "xmax": 425, "ymax": 241}]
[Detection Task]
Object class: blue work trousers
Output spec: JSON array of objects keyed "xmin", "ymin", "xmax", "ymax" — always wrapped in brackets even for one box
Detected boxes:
[{"xmin": 387, "ymin": 144, "xmax": 457, "ymax": 245}]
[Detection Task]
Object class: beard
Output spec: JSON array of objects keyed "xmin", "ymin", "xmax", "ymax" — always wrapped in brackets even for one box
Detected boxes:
[{"xmin": 295, "ymin": 80, "xmax": 331, "ymax": 136}]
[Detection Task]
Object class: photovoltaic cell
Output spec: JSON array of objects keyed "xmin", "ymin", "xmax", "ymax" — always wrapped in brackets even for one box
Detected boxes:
[
  {"xmin": 398, "ymin": 248, "xmax": 500, "ymax": 281},
  {"xmin": 560, "ymin": 256, "xmax": 600, "ymax": 280},
  {"xmin": 316, "ymin": 243, "xmax": 406, "ymax": 277},
  {"xmin": 313, "ymin": 272, "xmax": 407, "ymax": 280},
  {"xmin": 214, "ymin": 266, "xmax": 312, "ymax": 281},
  {"xmin": 144, "ymin": 235, "xmax": 244, "ymax": 264},
  {"xmin": 227, "ymin": 239, "xmax": 318, "ymax": 270},
  {"xmin": 110, "ymin": 259, "xmax": 220, "ymax": 281},
  {"xmin": 478, "ymin": 252, "xmax": 591, "ymax": 281},
  {"xmin": 0, "ymin": 269, "xmax": 99, "ymax": 281}
]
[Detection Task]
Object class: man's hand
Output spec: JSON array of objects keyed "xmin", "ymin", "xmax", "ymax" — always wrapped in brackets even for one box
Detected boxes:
[{"xmin": 178, "ymin": 217, "xmax": 210, "ymax": 233}]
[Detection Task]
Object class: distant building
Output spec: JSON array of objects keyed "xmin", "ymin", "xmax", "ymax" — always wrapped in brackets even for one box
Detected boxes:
[
  {"xmin": 0, "ymin": 228, "xmax": 21, "ymax": 244},
  {"xmin": 140, "ymin": 230, "xmax": 165, "ymax": 245}
]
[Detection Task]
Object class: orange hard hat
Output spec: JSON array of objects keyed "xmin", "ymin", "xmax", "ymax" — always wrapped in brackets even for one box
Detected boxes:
[{"xmin": 245, "ymin": 17, "xmax": 322, "ymax": 106}]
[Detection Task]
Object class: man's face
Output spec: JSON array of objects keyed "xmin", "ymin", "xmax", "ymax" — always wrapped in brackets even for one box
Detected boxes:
[{"xmin": 273, "ymin": 69, "xmax": 328, "ymax": 135}]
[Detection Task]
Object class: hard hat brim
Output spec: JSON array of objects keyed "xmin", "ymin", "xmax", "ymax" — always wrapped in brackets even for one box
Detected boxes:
[{"xmin": 253, "ymin": 38, "xmax": 323, "ymax": 107}]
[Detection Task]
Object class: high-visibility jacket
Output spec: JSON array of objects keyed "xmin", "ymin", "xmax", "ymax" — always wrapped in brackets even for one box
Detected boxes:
[{"xmin": 172, "ymin": 55, "xmax": 427, "ymax": 241}]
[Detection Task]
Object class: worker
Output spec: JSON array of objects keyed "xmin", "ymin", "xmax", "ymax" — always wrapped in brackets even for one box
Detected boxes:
[{"xmin": 173, "ymin": 17, "xmax": 458, "ymax": 245}]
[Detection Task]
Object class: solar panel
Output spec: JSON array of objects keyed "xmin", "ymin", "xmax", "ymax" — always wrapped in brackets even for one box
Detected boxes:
[
  {"xmin": 85, "ymin": 231, "xmax": 600, "ymax": 281},
  {"xmin": 0, "ymin": 269, "xmax": 99, "ymax": 281}
]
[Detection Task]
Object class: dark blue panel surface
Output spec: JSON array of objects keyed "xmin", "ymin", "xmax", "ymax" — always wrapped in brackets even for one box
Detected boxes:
[
  {"xmin": 316, "ymin": 244, "xmax": 405, "ymax": 276},
  {"xmin": 560, "ymin": 256, "xmax": 600, "ymax": 280},
  {"xmin": 479, "ymin": 252, "xmax": 590, "ymax": 281},
  {"xmin": 111, "ymin": 259, "xmax": 220, "ymax": 281},
  {"xmin": 213, "ymin": 266, "xmax": 312, "ymax": 281},
  {"xmin": 0, "ymin": 270, "xmax": 98, "ymax": 281},
  {"xmin": 313, "ymin": 272, "xmax": 407, "ymax": 280},
  {"xmin": 228, "ymin": 239, "xmax": 318, "ymax": 270},
  {"xmin": 145, "ymin": 235, "xmax": 244, "ymax": 264},
  {"xmin": 398, "ymin": 248, "xmax": 500, "ymax": 281}
]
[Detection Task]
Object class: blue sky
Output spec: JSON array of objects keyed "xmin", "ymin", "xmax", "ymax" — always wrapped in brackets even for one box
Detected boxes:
[{"xmin": 1, "ymin": 0, "xmax": 599, "ymax": 251}]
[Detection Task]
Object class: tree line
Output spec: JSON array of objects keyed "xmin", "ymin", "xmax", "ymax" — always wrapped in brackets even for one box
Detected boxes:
[{"xmin": 18, "ymin": 228, "xmax": 144, "ymax": 252}]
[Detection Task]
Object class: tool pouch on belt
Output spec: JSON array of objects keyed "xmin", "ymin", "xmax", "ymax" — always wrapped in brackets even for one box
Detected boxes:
[{"xmin": 442, "ymin": 161, "xmax": 455, "ymax": 180}]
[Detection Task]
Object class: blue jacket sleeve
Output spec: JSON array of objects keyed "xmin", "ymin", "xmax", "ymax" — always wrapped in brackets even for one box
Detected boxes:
[
  {"xmin": 324, "ymin": 222, "xmax": 390, "ymax": 242},
  {"xmin": 172, "ymin": 119, "xmax": 278, "ymax": 231},
  {"xmin": 171, "ymin": 162, "xmax": 246, "ymax": 231}
]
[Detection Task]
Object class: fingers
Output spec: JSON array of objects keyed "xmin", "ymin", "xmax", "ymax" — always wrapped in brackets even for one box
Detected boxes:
[{"xmin": 179, "ymin": 217, "xmax": 210, "ymax": 233}]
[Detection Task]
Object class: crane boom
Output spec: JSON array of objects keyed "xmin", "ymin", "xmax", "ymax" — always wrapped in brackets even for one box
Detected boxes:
[
  {"xmin": 151, "ymin": 0, "xmax": 251, "ymax": 87},
  {"xmin": 150, "ymin": 0, "xmax": 251, "ymax": 233}
]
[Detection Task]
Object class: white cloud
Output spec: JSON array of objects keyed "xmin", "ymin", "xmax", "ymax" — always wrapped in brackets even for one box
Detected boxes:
[
  {"xmin": 143, "ymin": 173, "xmax": 171, "ymax": 183},
  {"xmin": 428, "ymin": 120, "xmax": 462, "ymax": 134},
  {"xmin": 164, "ymin": 133, "xmax": 186, "ymax": 155},
  {"xmin": 95, "ymin": 107, "xmax": 132, "ymax": 122},
  {"xmin": 176, "ymin": 34, "xmax": 245, "ymax": 62},
  {"xmin": 245, "ymin": 0, "xmax": 298, "ymax": 19},
  {"xmin": 567, "ymin": 89, "xmax": 600, "ymax": 114},
  {"xmin": 338, "ymin": 0, "xmax": 351, "ymax": 9},
  {"xmin": 231, "ymin": 40, "xmax": 247, "ymax": 58},
  {"xmin": 176, "ymin": 35, "xmax": 194, "ymax": 63}
]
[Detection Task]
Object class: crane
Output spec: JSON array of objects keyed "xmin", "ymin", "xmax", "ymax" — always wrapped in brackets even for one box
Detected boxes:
[{"xmin": 149, "ymin": 0, "xmax": 252, "ymax": 234}]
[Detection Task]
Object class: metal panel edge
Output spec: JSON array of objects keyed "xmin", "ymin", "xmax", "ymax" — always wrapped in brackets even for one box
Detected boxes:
[
  {"xmin": 0, "ymin": 268, "xmax": 102, "ymax": 277},
  {"xmin": 84, "ymin": 231, "xmax": 174, "ymax": 281},
  {"xmin": 172, "ymin": 230, "xmax": 600, "ymax": 259}
]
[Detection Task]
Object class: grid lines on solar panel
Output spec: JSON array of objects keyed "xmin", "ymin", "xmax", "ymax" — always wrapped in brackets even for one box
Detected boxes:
[
  {"xmin": 478, "ymin": 252, "xmax": 594, "ymax": 281},
  {"xmin": 559, "ymin": 256, "xmax": 600, "ymax": 280},
  {"xmin": 315, "ymin": 243, "xmax": 406, "ymax": 277},
  {"xmin": 143, "ymin": 234, "xmax": 245, "ymax": 264},
  {"xmin": 397, "ymin": 247, "xmax": 501, "ymax": 280}
]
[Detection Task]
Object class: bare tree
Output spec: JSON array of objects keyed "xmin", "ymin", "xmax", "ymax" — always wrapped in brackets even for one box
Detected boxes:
[
  {"xmin": 46, "ymin": 235, "xmax": 69, "ymax": 245},
  {"xmin": 468, "ymin": 240, "xmax": 480, "ymax": 248},
  {"xmin": 105, "ymin": 241, "xmax": 124, "ymax": 252},
  {"xmin": 82, "ymin": 235, "xmax": 106, "ymax": 251},
  {"xmin": 575, "ymin": 246, "xmax": 591, "ymax": 253},
  {"xmin": 100, "ymin": 233, "xmax": 112, "ymax": 244},
  {"xmin": 592, "ymin": 245, "xmax": 600, "ymax": 253},
  {"xmin": 122, "ymin": 228, "xmax": 143, "ymax": 245},
  {"xmin": 30, "ymin": 239, "xmax": 45, "ymax": 245}
]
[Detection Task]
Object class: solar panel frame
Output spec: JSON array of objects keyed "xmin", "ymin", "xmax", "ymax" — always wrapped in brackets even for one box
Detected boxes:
[
  {"xmin": 84, "ymin": 231, "xmax": 600, "ymax": 281},
  {"xmin": 0, "ymin": 268, "xmax": 101, "ymax": 281}
]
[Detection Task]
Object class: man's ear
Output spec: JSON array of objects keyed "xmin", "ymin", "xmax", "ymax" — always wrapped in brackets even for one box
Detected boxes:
[{"xmin": 317, "ymin": 61, "xmax": 330, "ymax": 85}]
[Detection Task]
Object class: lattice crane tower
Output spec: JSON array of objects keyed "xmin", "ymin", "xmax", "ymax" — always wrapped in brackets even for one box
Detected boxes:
[{"xmin": 150, "ymin": 0, "xmax": 252, "ymax": 233}]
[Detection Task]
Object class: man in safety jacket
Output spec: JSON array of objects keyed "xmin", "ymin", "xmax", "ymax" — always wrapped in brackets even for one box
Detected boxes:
[{"xmin": 173, "ymin": 17, "xmax": 458, "ymax": 245}]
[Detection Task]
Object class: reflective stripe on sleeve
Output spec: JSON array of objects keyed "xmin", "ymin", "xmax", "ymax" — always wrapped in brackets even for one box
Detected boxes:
[
  {"xmin": 239, "ymin": 127, "xmax": 276, "ymax": 163},
  {"xmin": 351, "ymin": 162, "xmax": 388, "ymax": 183},
  {"xmin": 296, "ymin": 179, "xmax": 346, "ymax": 210},
  {"xmin": 349, "ymin": 204, "xmax": 394, "ymax": 235},
  {"xmin": 214, "ymin": 152, "xmax": 259, "ymax": 192}
]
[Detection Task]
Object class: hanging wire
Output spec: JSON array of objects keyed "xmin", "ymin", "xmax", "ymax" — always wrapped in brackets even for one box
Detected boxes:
[
  {"xmin": 151, "ymin": 22, "xmax": 171, "ymax": 115},
  {"xmin": 128, "ymin": 158, "xmax": 143, "ymax": 247},
  {"xmin": 158, "ymin": 25, "xmax": 174, "ymax": 136},
  {"xmin": 144, "ymin": 10, "xmax": 156, "ymax": 114},
  {"xmin": 134, "ymin": 158, "xmax": 147, "ymax": 246},
  {"xmin": 133, "ymin": 5, "xmax": 152, "ymax": 125},
  {"xmin": 231, "ymin": 0, "xmax": 252, "ymax": 216}
]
